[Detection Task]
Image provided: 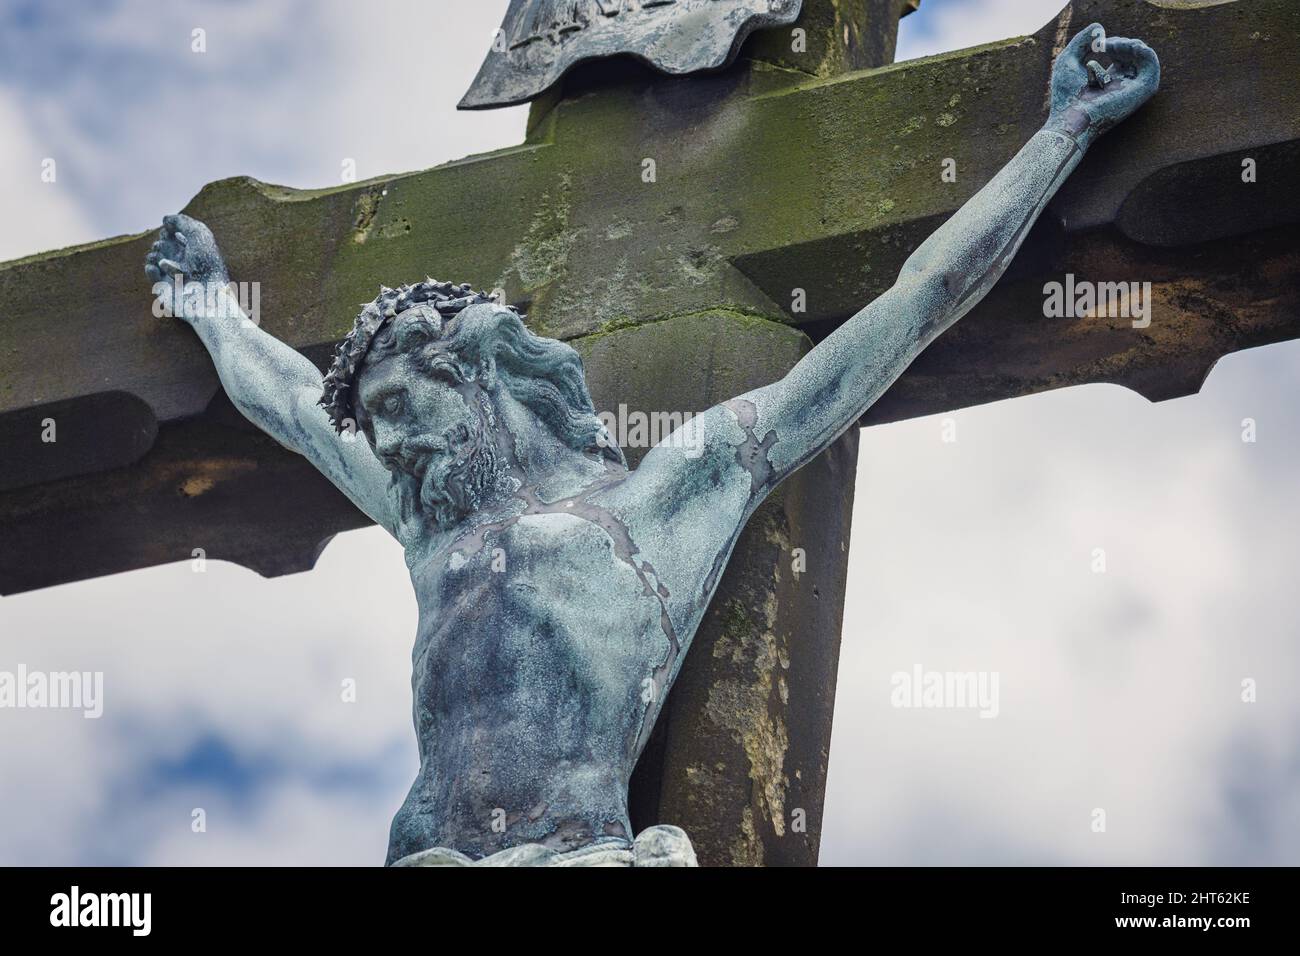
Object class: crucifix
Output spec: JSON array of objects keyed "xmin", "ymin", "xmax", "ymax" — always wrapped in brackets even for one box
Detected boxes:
[{"xmin": 1, "ymin": 0, "xmax": 1297, "ymax": 865}]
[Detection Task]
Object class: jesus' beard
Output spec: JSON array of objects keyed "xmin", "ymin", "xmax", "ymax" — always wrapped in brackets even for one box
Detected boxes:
[{"xmin": 391, "ymin": 414, "xmax": 512, "ymax": 531}]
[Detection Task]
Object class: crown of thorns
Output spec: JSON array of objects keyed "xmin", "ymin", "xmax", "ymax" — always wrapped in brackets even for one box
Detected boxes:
[{"xmin": 319, "ymin": 279, "xmax": 505, "ymax": 433}]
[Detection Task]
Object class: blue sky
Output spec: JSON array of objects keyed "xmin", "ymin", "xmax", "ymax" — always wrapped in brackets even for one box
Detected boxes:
[{"xmin": 1, "ymin": 0, "xmax": 1297, "ymax": 866}]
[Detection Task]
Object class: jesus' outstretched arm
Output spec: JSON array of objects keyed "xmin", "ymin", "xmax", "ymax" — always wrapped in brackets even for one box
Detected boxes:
[
  {"xmin": 646, "ymin": 24, "xmax": 1159, "ymax": 503},
  {"xmin": 144, "ymin": 214, "xmax": 402, "ymax": 537}
]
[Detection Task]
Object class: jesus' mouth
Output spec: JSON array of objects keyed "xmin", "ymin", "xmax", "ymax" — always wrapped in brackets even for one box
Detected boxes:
[{"xmin": 392, "ymin": 416, "xmax": 508, "ymax": 530}]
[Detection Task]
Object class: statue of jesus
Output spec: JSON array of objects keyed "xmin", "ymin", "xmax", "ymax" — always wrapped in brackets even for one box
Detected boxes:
[{"xmin": 144, "ymin": 25, "xmax": 1158, "ymax": 867}]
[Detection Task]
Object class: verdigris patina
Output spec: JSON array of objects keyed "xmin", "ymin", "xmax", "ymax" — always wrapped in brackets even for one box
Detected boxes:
[
  {"xmin": 144, "ymin": 24, "xmax": 1158, "ymax": 866},
  {"xmin": 459, "ymin": 0, "xmax": 803, "ymax": 109}
]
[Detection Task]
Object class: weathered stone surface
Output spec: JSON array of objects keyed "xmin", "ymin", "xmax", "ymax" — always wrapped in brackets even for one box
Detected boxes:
[
  {"xmin": 0, "ymin": 391, "xmax": 155, "ymax": 493},
  {"xmin": 539, "ymin": 0, "xmax": 1299, "ymax": 334},
  {"xmin": 0, "ymin": 392, "xmax": 366, "ymax": 593},
  {"xmin": 3, "ymin": 0, "xmax": 1292, "ymax": 473},
  {"xmin": 574, "ymin": 309, "xmax": 815, "ymax": 467},
  {"xmin": 744, "ymin": 0, "xmax": 920, "ymax": 78}
]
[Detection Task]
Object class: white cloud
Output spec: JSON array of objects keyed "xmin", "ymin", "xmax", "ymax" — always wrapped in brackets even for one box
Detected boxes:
[
  {"xmin": 0, "ymin": 527, "xmax": 418, "ymax": 864},
  {"xmin": 896, "ymin": 0, "xmax": 1069, "ymax": 62},
  {"xmin": 822, "ymin": 341, "xmax": 1300, "ymax": 865},
  {"xmin": 0, "ymin": 88, "xmax": 98, "ymax": 260},
  {"xmin": 0, "ymin": 0, "xmax": 527, "ymax": 257}
]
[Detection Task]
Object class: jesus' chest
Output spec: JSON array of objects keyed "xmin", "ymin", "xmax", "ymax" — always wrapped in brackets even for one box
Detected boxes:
[{"xmin": 407, "ymin": 511, "xmax": 678, "ymax": 710}]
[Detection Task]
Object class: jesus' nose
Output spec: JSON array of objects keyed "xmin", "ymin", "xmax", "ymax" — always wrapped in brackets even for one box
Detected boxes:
[{"xmin": 373, "ymin": 422, "xmax": 404, "ymax": 467}]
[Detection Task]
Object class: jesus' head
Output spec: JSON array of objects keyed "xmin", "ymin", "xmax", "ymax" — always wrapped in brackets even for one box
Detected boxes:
[{"xmin": 319, "ymin": 281, "xmax": 623, "ymax": 529}]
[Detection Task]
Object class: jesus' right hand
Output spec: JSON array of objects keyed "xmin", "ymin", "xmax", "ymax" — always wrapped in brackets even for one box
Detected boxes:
[{"xmin": 144, "ymin": 213, "xmax": 233, "ymax": 324}]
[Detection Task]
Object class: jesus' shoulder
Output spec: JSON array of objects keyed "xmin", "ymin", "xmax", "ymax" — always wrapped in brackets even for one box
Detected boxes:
[
  {"xmin": 613, "ymin": 284, "xmax": 923, "ymax": 540},
  {"xmin": 592, "ymin": 370, "xmax": 852, "ymax": 603}
]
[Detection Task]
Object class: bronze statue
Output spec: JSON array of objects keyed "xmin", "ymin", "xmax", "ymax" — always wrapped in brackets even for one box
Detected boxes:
[{"xmin": 145, "ymin": 23, "xmax": 1159, "ymax": 866}]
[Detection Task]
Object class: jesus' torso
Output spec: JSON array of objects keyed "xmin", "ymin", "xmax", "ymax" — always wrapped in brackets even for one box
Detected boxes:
[{"xmin": 384, "ymin": 423, "xmax": 759, "ymax": 863}]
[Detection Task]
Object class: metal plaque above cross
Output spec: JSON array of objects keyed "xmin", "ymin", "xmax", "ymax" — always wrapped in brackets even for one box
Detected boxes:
[
  {"xmin": 459, "ymin": 0, "xmax": 807, "ymax": 109},
  {"xmin": 0, "ymin": 0, "xmax": 1296, "ymax": 865}
]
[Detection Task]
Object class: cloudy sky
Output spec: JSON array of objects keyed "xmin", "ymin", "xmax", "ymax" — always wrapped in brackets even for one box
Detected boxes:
[{"xmin": 1, "ymin": 0, "xmax": 1295, "ymax": 866}]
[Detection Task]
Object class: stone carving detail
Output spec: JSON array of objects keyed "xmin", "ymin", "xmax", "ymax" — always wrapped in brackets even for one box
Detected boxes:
[
  {"xmin": 459, "ymin": 0, "xmax": 803, "ymax": 109},
  {"xmin": 391, "ymin": 823, "xmax": 698, "ymax": 867}
]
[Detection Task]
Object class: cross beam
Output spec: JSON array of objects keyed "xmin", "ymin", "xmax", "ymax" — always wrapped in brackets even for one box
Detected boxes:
[{"xmin": 3, "ymin": 0, "xmax": 1295, "ymax": 591}]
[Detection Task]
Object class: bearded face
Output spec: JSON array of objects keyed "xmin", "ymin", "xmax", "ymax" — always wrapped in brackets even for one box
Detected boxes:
[{"xmin": 356, "ymin": 349, "xmax": 511, "ymax": 530}]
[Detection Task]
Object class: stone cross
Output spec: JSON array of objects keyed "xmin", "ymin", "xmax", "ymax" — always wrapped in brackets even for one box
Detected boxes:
[{"xmin": 1, "ymin": 0, "xmax": 1296, "ymax": 865}]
